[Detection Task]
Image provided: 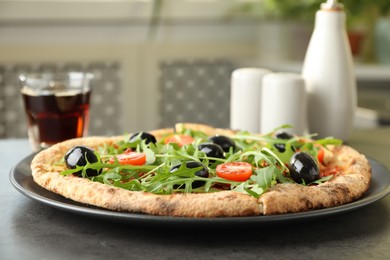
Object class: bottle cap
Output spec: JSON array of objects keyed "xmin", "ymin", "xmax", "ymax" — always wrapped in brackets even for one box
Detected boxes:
[{"xmin": 321, "ymin": 0, "xmax": 343, "ymax": 11}]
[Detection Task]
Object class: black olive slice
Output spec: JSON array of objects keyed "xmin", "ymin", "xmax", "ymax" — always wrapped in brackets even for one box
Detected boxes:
[
  {"xmin": 289, "ymin": 152, "xmax": 320, "ymax": 184},
  {"xmin": 64, "ymin": 146, "xmax": 100, "ymax": 177},
  {"xmin": 198, "ymin": 143, "xmax": 225, "ymax": 163},
  {"xmin": 129, "ymin": 132, "xmax": 157, "ymax": 145},
  {"xmin": 170, "ymin": 161, "xmax": 209, "ymax": 188},
  {"xmin": 209, "ymin": 135, "xmax": 236, "ymax": 153}
]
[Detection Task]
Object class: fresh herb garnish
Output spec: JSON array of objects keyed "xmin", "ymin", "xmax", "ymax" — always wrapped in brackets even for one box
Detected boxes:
[{"xmin": 61, "ymin": 126, "xmax": 342, "ymax": 197}]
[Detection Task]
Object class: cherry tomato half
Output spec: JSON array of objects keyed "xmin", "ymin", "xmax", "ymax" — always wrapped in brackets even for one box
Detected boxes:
[
  {"xmin": 109, "ymin": 151, "xmax": 146, "ymax": 166},
  {"xmin": 164, "ymin": 134, "xmax": 194, "ymax": 147},
  {"xmin": 317, "ymin": 148, "xmax": 325, "ymax": 165},
  {"xmin": 216, "ymin": 162, "xmax": 253, "ymax": 182}
]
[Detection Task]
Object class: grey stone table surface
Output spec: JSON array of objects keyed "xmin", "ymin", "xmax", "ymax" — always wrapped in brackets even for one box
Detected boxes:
[{"xmin": 1, "ymin": 128, "xmax": 390, "ymax": 260}]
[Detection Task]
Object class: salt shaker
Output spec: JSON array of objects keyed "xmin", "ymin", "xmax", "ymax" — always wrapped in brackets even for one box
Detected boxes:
[
  {"xmin": 230, "ymin": 68, "xmax": 271, "ymax": 133},
  {"xmin": 302, "ymin": 0, "xmax": 357, "ymax": 140},
  {"xmin": 260, "ymin": 73, "xmax": 307, "ymax": 135}
]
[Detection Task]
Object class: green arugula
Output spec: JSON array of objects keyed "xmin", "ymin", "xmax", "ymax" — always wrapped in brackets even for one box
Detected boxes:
[{"xmin": 61, "ymin": 126, "xmax": 342, "ymax": 197}]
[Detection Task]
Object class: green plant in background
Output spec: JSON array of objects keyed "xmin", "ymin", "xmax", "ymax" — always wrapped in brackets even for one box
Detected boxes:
[
  {"xmin": 230, "ymin": 0, "xmax": 390, "ymax": 62},
  {"xmin": 230, "ymin": 0, "xmax": 390, "ymax": 26},
  {"xmin": 148, "ymin": 0, "xmax": 164, "ymax": 40}
]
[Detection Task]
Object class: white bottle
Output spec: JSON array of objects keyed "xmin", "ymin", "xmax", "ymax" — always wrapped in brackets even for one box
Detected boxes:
[{"xmin": 302, "ymin": 0, "xmax": 357, "ymax": 140}]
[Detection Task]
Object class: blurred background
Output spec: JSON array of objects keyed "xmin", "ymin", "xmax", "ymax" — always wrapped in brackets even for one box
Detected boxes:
[{"xmin": 0, "ymin": 0, "xmax": 389, "ymax": 138}]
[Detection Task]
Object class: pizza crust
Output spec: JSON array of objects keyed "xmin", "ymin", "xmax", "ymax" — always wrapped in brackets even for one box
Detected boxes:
[
  {"xmin": 30, "ymin": 124, "xmax": 371, "ymax": 217},
  {"xmin": 31, "ymin": 134, "xmax": 260, "ymax": 217},
  {"xmin": 258, "ymin": 145, "xmax": 371, "ymax": 214}
]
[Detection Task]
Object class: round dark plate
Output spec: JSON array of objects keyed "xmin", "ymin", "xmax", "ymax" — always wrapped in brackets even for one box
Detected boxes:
[{"xmin": 9, "ymin": 153, "xmax": 390, "ymax": 227}]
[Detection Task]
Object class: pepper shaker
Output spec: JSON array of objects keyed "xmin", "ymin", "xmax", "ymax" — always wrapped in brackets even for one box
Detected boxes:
[
  {"xmin": 230, "ymin": 68, "xmax": 271, "ymax": 133},
  {"xmin": 260, "ymin": 73, "xmax": 307, "ymax": 135}
]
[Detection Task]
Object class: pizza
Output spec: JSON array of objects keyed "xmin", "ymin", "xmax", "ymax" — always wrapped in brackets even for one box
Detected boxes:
[{"xmin": 30, "ymin": 123, "xmax": 371, "ymax": 217}]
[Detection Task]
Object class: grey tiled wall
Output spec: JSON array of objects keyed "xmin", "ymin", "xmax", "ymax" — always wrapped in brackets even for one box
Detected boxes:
[
  {"xmin": 0, "ymin": 59, "xmax": 235, "ymax": 139},
  {"xmin": 159, "ymin": 59, "xmax": 234, "ymax": 129}
]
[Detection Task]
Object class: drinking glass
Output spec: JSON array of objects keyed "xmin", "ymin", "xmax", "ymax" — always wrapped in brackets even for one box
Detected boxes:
[{"xmin": 19, "ymin": 72, "xmax": 94, "ymax": 151}]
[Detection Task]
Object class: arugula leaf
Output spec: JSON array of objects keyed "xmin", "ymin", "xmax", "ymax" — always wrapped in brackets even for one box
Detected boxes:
[
  {"xmin": 251, "ymin": 166, "xmax": 278, "ymax": 189},
  {"xmin": 310, "ymin": 175, "xmax": 333, "ymax": 185},
  {"xmin": 60, "ymin": 125, "xmax": 342, "ymax": 198}
]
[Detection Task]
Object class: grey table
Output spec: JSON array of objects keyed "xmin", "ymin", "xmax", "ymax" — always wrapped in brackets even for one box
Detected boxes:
[{"xmin": 1, "ymin": 128, "xmax": 390, "ymax": 260}]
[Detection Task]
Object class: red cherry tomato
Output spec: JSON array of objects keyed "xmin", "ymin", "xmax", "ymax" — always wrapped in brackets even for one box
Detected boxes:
[
  {"xmin": 216, "ymin": 162, "xmax": 253, "ymax": 182},
  {"xmin": 164, "ymin": 134, "xmax": 194, "ymax": 147},
  {"xmin": 317, "ymin": 148, "xmax": 325, "ymax": 164},
  {"xmin": 109, "ymin": 151, "xmax": 146, "ymax": 166}
]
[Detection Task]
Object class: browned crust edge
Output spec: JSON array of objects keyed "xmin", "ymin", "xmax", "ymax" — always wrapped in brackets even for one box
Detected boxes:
[
  {"xmin": 30, "ymin": 124, "xmax": 371, "ymax": 217},
  {"xmin": 30, "ymin": 129, "xmax": 260, "ymax": 218},
  {"xmin": 258, "ymin": 145, "xmax": 372, "ymax": 215}
]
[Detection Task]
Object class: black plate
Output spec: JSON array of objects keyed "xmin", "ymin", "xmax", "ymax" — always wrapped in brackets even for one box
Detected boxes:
[{"xmin": 9, "ymin": 153, "xmax": 390, "ymax": 227}]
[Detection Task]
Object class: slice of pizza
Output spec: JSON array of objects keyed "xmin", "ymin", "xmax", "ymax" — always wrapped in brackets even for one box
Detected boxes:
[{"xmin": 30, "ymin": 123, "xmax": 371, "ymax": 217}]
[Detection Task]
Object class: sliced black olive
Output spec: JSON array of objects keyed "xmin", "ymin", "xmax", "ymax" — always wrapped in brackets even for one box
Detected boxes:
[
  {"xmin": 275, "ymin": 131, "xmax": 294, "ymax": 140},
  {"xmin": 274, "ymin": 143, "xmax": 288, "ymax": 153},
  {"xmin": 274, "ymin": 131, "xmax": 294, "ymax": 153},
  {"xmin": 198, "ymin": 143, "xmax": 225, "ymax": 163},
  {"xmin": 289, "ymin": 152, "xmax": 320, "ymax": 184},
  {"xmin": 64, "ymin": 146, "xmax": 100, "ymax": 177},
  {"xmin": 209, "ymin": 135, "xmax": 236, "ymax": 153},
  {"xmin": 170, "ymin": 161, "xmax": 209, "ymax": 188},
  {"xmin": 129, "ymin": 132, "xmax": 157, "ymax": 145}
]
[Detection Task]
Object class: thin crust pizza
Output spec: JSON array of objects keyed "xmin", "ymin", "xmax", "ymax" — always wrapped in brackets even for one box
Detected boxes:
[{"xmin": 30, "ymin": 123, "xmax": 371, "ymax": 217}]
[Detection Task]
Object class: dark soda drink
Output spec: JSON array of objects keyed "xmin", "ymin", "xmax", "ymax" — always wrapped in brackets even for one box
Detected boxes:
[{"xmin": 21, "ymin": 89, "xmax": 90, "ymax": 149}]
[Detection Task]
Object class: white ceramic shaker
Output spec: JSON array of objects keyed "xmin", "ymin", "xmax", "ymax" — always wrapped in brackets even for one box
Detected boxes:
[
  {"xmin": 230, "ymin": 68, "xmax": 271, "ymax": 133},
  {"xmin": 302, "ymin": 0, "xmax": 357, "ymax": 140},
  {"xmin": 260, "ymin": 73, "xmax": 307, "ymax": 135}
]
